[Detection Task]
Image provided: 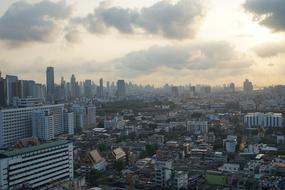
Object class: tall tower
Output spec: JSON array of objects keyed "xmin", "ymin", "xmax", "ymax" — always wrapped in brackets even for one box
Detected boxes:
[
  {"xmin": 70, "ymin": 74, "xmax": 77, "ymax": 100},
  {"xmin": 243, "ymin": 79, "xmax": 253, "ymax": 92},
  {"xmin": 99, "ymin": 78, "xmax": 103, "ymax": 98},
  {"xmin": 117, "ymin": 80, "xmax": 126, "ymax": 97},
  {"xmin": 46, "ymin": 67, "xmax": 54, "ymax": 102}
]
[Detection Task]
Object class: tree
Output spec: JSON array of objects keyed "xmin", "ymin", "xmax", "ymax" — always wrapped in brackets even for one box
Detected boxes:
[
  {"xmin": 145, "ymin": 144, "xmax": 156, "ymax": 157},
  {"xmin": 86, "ymin": 169, "xmax": 102, "ymax": 187},
  {"xmin": 97, "ymin": 143, "xmax": 108, "ymax": 152},
  {"xmin": 114, "ymin": 160, "xmax": 125, "ymax": 172}
]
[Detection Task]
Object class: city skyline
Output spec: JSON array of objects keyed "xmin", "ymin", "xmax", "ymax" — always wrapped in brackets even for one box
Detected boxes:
[
  {"xmin": 1, "ymin": 1, "xmax": 285, "ymax": 189},
  {"xmin": 0, "ymin": 0, "xmax": 285, "ymax": 86}
]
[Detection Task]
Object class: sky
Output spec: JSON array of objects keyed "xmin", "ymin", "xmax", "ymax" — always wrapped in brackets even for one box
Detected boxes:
[{"xmin": 0, "ymin": 0, "xmax": 285, "ymax": 87}]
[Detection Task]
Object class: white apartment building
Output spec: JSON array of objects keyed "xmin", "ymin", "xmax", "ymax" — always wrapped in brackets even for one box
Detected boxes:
[
  {"xmin": 155, "ymin": 159, "xmax": 173, "ymax": 188},
  {"xmin": 173, "ymin": 171, "xmax": 188, "ymax": 190},
  {"xmin": 0, "ymin": 140, "xmax": 73, "ymax": 190},
  {"xmin": 72, "ymin": 105, "xmax": 84, "ymax": 129},
  {"xmin": 244, "ymin": 112, "xmax": 283, "ymax": 128},
  {"xmin": 64, "ymin": 111, "xmax": 74, "ymax": 135},
  {"xmin": 84, "ymin": 106, "xmax": 96, "ymax": 126},
  {"xmin": 32, "ymin": 110, "xmax": 55, "ymax": 141},
  {"xmin": 224, "ymin": 135, "xmax": 237, "ymax": 154},
  {"xmin": 219, "ymin": 163, "xmax": 240, "ymax": 173},
  {"xmin": 187, "ymin": 121, "xmax": 208, "ymax": 135},
  {"xmin": 0, "ymin": 104, "xmax": 64, "ymax": 148}
]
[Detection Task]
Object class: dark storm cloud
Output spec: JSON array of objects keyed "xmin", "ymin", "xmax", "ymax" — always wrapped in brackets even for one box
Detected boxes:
[
  {"xmin": 79, "ymin": 0, "xmax": 204, "ymax": 39},
  {"xmin": 244, "ymin": 0, "xmax": 285, "ymax": 31},
  {"xmin": 114, "ymin": 42, "xmax": 252, "ymax": 77},
  {"xmin": 0, "ymin": 0, "xmax": 71, "ymax": 44}
]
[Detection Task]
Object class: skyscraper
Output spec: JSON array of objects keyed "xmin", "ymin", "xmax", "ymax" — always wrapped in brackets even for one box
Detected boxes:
[
  {"xmin": 0, "ymin": 72, "xmax": 6, "ymax": 107},
  {"xmin": 70, "ymin": 74, "xmax": 79, "ymax": 100},
  {"xmin": 117, "ymin": 80, "xmax": 126, "ymax": 97},
  {"xmin": 98, "ymin": 78, "xmax": 104, "ymax": 98},
  {"xmin": 106, "ymin": 81, "xmax": 110, "ymax": 97},
  {"xmin": 6, "ymin": 75, "xmax": 18, "ymax": 106},
  {"xmin": 84, "ymin": 80, "xmax": 92, "ymax": 98},
  {"xmin": 243, "ymin": 79, "xmax": 253, "ymax": 92},
  {"xmin": 46, "ymin": 67, "xmax": 54, "ymax": 102}
]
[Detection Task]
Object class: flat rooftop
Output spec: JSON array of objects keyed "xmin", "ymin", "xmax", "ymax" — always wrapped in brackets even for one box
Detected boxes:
[{"xmin": 0, "ymin": 140, "xmax": 70, "ymax": 158}]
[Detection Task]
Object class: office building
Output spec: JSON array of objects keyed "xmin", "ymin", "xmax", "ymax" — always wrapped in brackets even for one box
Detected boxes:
[
  {"xmin": 244, "ymin": 112, "xmax": 283, "ymax": 128},
  {"xmin": 106, "ymin": 81, "xmax": 110, "ymax": 97},
  {"xmin": 13, "ymin": 97, "xmax": 43, "ymax": 108},
  {"xmin": 32, "ymin": 110, "xmax": 55, "ymax": 141},
  {"xmin": 72, "ymin": 105, "xmax": 84, "ymax": 129},
  {"xmin": 46, "ymin": 67, "xmax": 55, "ymax": 102},
  {"xmin": 171, "ymin": 86, "xmax": 179, "ymax": 97},
  {"xmin": 0, "ymin": 140, "xmax": 73, "ymax": 189},
  {"xmin": 5, "ymin": 75, "xmax": 18, "ymax": 106},
  {"xmin": 243, "ymin": 79, "xmax": 253, "ymax": 92},
  {"xmin": 0, "ymin": 104, "xmax": 64, "ymax": 148},
  {"xmin": 98, "ymin": 78, "xmax": 103, "ymax": 98},
  {"xmin": 84, "ymin": 105, "xmax": 96, "ymax": 127},
  {"xmin": 70, "ymin": 74, "xmax": 79, "ymax": 100},
  {"xmin": 0, "ymin": 74, "xmax": 6, "ymax": 107},
  {"xmin": 64, "ymin": 111, "xmax": 74, "ymax": 135},
  {"xmin": 84, "ymin": 80, "xmax": 92, "ymax": 98},
  {"xmin": 117, "ymin": 80, "xmax": 126, "ymax": 97}
]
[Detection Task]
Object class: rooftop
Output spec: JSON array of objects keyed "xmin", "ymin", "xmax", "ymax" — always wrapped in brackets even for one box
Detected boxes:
[{"xmin": 0, "ymin": 140, "xmax": 70, "ymax": 158}]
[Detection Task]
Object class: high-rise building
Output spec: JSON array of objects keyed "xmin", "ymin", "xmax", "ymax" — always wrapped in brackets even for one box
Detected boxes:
[
  {"xmin": 117, "ymin": 80, "xmax": 126, "ymax": 97},
  {"xmin": 84, "ymin": 80, "xmax": 92, "ymax": 98},
  {"xmin": 70, "ymin": 74, "xmax": 79, "ymax": 100},
  {"xmin": 32, "ymin": 110, "xmax": 55, "ymax": 141},
  {"xmin": 84, "ymin": 105, "xmax": 96, "ymax": 127},
  {"xmin": 106, "ymin": 81, "xmax": 110, "ymax": 97},
  {"xmin": 229, "ymin": 82, "xmax": 235, "ymax": 92},
  {"xmin": 171, "ymin": 86, "xmax": 179, "ymax": 97},
  {"xmin": 98, "ymin": 78, "xmax": 104, "ymax": 98},
  {"xmin": 0, "ymin": 74, "xmax": 6, "ymax": 107},
  {"xmin": 243, "ymin": 79, "xmax": 253, "ymax": 92},
  {"xmin": 64, "ymin": 110, "xmax": 74, "ymax": 135},
  {"xmin": 5, "ymin": 75, "xmax": 18, "ymax": 106},
  {"xmin": 0, "ymin": 104, "xmax": 65, "ymax": 148},
  {"xmin": 72, "ymin": 105, "xmax": 84, "ymax": 130},
  {"xmin": 0, "ymin": 140, "xmax": 73, "ymax": 189},
  {"xmin": 46, "ymin": 67, "xmax": 54, "ymax": 102}
]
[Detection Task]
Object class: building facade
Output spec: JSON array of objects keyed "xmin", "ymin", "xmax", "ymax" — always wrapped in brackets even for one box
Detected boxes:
[
  {"xmin": 0, "ymin": 140, "xmax": 73, "ymax": 190},
  {"xmin": 155, "ymin": 159, "xmax": 173, "ymax": 188},
  {"xmin": 244, "ymin": 112, "xmax": 283, "ymax": 128},
  {"xmin": 32, "ymin": 110, "xmax": 55, "ymax": 141},
  {"xmin": 0, "ymin": 104, "xmax": 64, "ymax": 148},
  {"xmin": 46, "ymin": 67, "xmax": 54, "ymax": 102}
]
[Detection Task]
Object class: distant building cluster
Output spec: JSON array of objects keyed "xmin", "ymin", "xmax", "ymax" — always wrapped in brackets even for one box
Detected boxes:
[
  {"xmin": 1, "ymin": 68, "xmax": 285, "ymax": 190},
  {"xmin": 244, "ymin": 112, "xmax": 283, "ymax": 128}
]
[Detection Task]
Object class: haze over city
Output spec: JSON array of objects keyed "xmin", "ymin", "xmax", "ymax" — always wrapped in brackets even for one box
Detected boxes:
[
  {"xmin": 2, "ymin": 1, "xmax": 285, "ymax": 190},
  {"xmin": 0, "ymin": 0, "xmax": 285, "ymax": 86}
]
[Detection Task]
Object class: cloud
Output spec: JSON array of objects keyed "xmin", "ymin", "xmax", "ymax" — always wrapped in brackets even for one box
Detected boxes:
[
  {"xmin": 252, "ymin": 41, "xmax": 285, "ymax": 57},
  {"xmin": 244, "ymin": 0, "xmax": 285, "ymax": 32},
  {"xmin": 65, "ymin": 30, "xmax": 81, "ymax": 43},
  {"xmin": 0, "ymin": 0, "xmax": 72, "ymax": 45},
  {"xmin": 113, "ymin": 41, "xmax": 252, "ymax": 77},
  {"xmin": 78, "ymin": 0, "xmax": 204, "ymax": 39}
]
